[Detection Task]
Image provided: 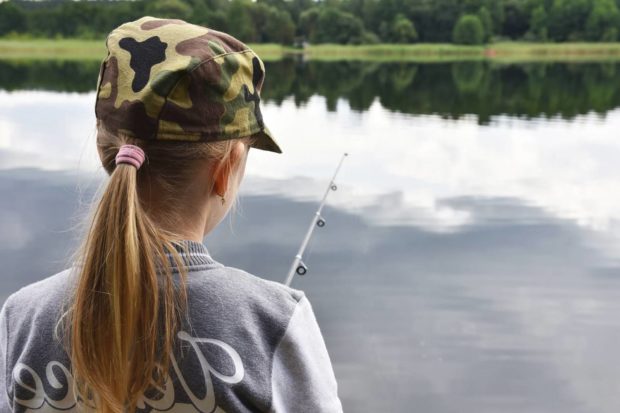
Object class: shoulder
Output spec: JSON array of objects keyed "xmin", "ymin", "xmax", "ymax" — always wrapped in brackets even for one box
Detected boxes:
[
  {"xmin": 189, "ymin": 264, "xmax": 305, "ymax": 306},
  {"xmin": 224, "ymin": 265, "xmax": 305, "ymax": 304},
  {"xmin": 184, "ymin": 264, "xmax": 307, "ymax": 341},
  {"xmin": 2, "ymin": 267, "xmax": 75, "ymax": 319},
  {"xmin": 0, "ymin": 268, "xmax": 75, "ymax": 363}
]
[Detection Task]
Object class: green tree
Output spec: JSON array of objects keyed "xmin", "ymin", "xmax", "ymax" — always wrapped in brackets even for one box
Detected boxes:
[
  {"xmin": 312, "ymin": 8, "xmax": 365, "ymax": 44},
  {"xmin": 530, "ymin": 5, "xmax": 549, "ymax": 40},
  {"xmin": 148, "ymin": 0, "xmax": 193, "ymax": 20},
  {"xmin": 477, "ymin": 6, "xmax": 493, "ymax": 41},
  {"xmin": 502, "ymin": 0, "xmax": 530, "ymax": 39},
  {"xmin": 299, "ymin": 7, "xmax": 320, "ymax": 41},
  {"xmin": 361, "ymin": 30, "xmax": 381, "ymax": 44},
  {"xmin": 288, "ymin": 0, "xmax": 316, "ymax": 24},
  {"xmin": 188, "ymin": 2, "xmax": 228, "ymax": 28},
  {"xmin": 250, "ymin": 3, "xmax": 272, "ymax": 42},
  {"xmin": 459, "ymin": 0, "xmax": 502, "ymax": 36},
  {"xmin": 227, "ymin": 0, "xmax": 257, "ymax": 42},
  {"xmin": 585, "ymin": 0, "xmax": 620, "ymax": 41},
  {"xmin": 9, "ymin": 0, "xmax": 620, "ymax": 45},
  {"xmin": 489, "ymin": 0, "xmax": 505, "ymax": 35},
  {"xmin": 203, "ymin": 10, "xmax": 229, "ymax": 31},
  {"xmin": 246, "ymin": 2, "xmax": 294, "ymax": 44},
  {"xmin": 548, "ymin": 0, "xmax": 591, "ymax": 41},
  {"xmin": 0, "ymin": 2, "xmax": 26, "ymax": 36},
  {"xmin": 391, "ymin": 13, "xmax": 418, "ymax": 43},
  {"xmin": 409, "ymin": 0, "xmax": 461, "ymax": 42},
  {"xmin": 452, "ymin": 14, "xmax": 485, "ymax": 44},
  {"xmin": 264, "ymin": 8, "xmax": 296, "ymax": 44}
]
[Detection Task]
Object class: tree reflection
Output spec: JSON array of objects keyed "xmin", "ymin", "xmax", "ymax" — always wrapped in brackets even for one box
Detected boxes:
[{"xmin": 2, "ymin": 58, "xmax": 620, "ymax": 123}]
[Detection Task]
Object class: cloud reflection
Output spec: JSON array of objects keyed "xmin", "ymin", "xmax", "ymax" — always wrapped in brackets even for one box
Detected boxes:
[
  {"xmin": 0, "ymin": 169, "xmax": 619, "ymax": 412},
  {"xmin": 2, "ymin": 91, "xmax": 620, "ymax": 236}
]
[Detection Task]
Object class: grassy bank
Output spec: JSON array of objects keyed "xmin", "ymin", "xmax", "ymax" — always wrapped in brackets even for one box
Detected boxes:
[
  {"xmin": 0, "ymin": 39, "xmax": 105, "ymax": 61},
  {"xmin": 0, "ymin": 39, "xmax": 287, "ymax": 61},
  {"xmin": 295, "ymin": 42, "xmax": 620, "ymax": 61},
  {"xmin": 4, "ymin": 39, "xmax": 620, "ymax": 62},
  {"xmin": 485, "ymin": 42, "xmax": 620, "ymax": 62}
]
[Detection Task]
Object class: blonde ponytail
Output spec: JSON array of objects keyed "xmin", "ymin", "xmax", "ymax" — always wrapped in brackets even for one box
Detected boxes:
[{"xmin": 64, "ymin": 125, "xmax": 257, "ymax": 412}]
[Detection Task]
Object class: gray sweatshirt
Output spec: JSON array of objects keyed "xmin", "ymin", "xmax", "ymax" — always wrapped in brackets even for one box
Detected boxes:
[{"xmin": 0, "ymin": 240, "xmax": 343, "ymax": 412}]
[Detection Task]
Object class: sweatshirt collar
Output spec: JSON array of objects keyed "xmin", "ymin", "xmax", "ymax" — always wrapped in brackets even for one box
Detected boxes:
[{"xmin": 164, "ymin": 239, "xmax": 223, "ymax": 270}]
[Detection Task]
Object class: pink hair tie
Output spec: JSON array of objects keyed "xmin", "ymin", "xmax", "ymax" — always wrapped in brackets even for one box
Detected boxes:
[{"xmin": 115, "ymin": 144, "xmax": 145, "ymax": 169}]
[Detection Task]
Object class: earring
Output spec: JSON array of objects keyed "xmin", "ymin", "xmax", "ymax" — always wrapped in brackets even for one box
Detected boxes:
[{"xmin": 220, "ymin": 195, "xmax": 226, "ymax": 205}]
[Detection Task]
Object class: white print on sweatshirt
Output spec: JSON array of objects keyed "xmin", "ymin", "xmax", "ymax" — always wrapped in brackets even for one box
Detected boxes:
[{"xmin": 11, "ymin": 331, "xmax": 243, "ymax": 412}]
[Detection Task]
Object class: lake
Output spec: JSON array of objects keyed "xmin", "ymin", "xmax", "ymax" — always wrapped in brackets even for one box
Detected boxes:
[{"xmin": 1, "ymin": 58, "xmax": 620, "ymax": 412}]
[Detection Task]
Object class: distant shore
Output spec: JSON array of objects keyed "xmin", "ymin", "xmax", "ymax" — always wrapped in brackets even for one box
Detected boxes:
[{"xmin": 3, "ymin": 39, "xmax": 620, "ymax": 62}]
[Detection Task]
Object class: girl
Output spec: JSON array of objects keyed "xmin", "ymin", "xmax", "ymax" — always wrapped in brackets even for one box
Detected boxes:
[{"xmin": 0, "ymin": 16, "xmax": 343, "ymax": 413}]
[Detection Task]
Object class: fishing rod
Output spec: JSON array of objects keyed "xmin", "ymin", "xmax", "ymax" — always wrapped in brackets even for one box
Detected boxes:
[{"xmin": 284, "ymin": 152, "xmax": 348, "ymax": 287}]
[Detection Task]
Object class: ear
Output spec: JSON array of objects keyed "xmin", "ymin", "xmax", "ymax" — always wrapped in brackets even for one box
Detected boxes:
[
  {"xmin": 212, "ymin": 141, "xmax": 246, "ymax": 196},
  {"xmin": 212, "ymin": 159, "xmax": 231, "ymax": 197}
]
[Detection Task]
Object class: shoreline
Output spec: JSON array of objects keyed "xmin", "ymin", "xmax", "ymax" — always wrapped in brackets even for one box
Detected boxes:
[{"xmin": 3, "ymin": 39, "xmax": 620, "ymax": 62}]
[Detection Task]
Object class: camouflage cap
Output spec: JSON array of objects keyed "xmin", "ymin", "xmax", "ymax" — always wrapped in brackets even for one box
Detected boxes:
[{"xmin": 95, "ymin": 16, "xmax": 282, "ymax": 153}]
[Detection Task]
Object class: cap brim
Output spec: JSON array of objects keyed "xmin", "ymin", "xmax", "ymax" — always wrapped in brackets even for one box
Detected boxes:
[{"xmin": 250, "ymin": 126, "xmax": 282, "ymax": 154}]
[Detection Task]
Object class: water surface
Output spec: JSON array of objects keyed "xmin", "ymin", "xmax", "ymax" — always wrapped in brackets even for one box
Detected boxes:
[{"xmin": 1, "ymin": 59, "xmax": 620, "ymax": 412}]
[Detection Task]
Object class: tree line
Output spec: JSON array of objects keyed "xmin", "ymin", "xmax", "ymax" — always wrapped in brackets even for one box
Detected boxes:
[{"xmin": 1, "ymin": 0, "xmax": 620, "ymax": 45}]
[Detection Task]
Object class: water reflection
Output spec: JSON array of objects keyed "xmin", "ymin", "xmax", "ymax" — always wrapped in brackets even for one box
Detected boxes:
[
  {"xmin": 2, "ymin": 59, "xmax": 620, "ymax": 121},
  {"xmin": 1, "ymin": 169, "xmax": 619, "ymax": 412},
  {"xmin": 2, "ymin": 59, "xmax": 620, "ymax": 412},
  {"xmin": 0, "ymin": 60, "xmax": 101, "ymax": 92},
  {"xmin": 2, "ymin": 90, "xmax": 620, "ymax": 236}
]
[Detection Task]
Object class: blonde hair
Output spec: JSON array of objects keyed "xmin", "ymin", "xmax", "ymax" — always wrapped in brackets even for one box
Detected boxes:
[{"xmin": 63, "ymin": 123, "xmax": 257, "ymax": 412}]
